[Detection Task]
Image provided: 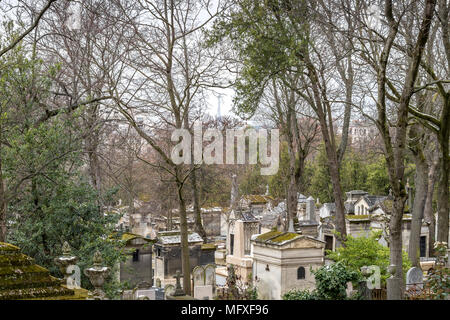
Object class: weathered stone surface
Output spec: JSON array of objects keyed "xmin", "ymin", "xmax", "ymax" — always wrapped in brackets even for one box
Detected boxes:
[
  {"xmin": 0, "ymin": 242, "xmax": 87, "ymax": 300},
  {"xmin": 194, "ymin": 285, "xmax": 213, "ymax": 300},
  {"xmin": 406, "ymin": 267, "xmax": 423, "ymax": 289}
]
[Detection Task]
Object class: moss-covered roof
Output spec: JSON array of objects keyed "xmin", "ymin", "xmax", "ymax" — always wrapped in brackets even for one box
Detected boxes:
[
  {"xmin": 346, "ymin": 214, "xmax": 370, "ymax": 220},
  {"xmin": 0, "ymin": 242, "xmax": 86, "ymax": 300},
  {"xmin": 254, "ymin": 231, "xmax": 301, "ymax": 245},
  {"xmin": 241, "ymin": 195, "xmax": 274, "ymax": 204},
  {"xmin": 201, "ymin": 244, "xmax": 216, "ymax": 250}
]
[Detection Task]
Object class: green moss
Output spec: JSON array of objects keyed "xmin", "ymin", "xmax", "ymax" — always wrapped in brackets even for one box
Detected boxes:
[
  {"xmin": 270, "ymin": 232, "xmax": 300, "ymax": 243},
  {"xmin": 0, "ymin": 242, "xmax": 85, "ymax": 300},
  {"xmin": 256, "ymin": 231, "xmax": 300, "ymax": 243},
  {"xmin": 0, "ymin": 243, "xmax": 20, "ymax": 252},
  {"xmin": 256, "ymin": 231, "xmax": 283, "ymax": 241},
  {"xmin": 346, "ymin": 215, "xmax": 370, "ymax": 220}
]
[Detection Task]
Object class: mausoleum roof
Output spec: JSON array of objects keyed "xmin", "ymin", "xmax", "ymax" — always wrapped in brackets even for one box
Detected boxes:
[
  {"xmin": 253, "ymin": 231, "xmax": 325, "ymax": 247},
  {"xmin": 156, "ymin": 231, "xmax": 204, "ymax": 245},
  {"xmin": 0, "ymin": 242, "xmax": 87, "ymax": 300},
  {"xmin": 241, "ymin": 195, "xmax": 274, "ymax": 204}
]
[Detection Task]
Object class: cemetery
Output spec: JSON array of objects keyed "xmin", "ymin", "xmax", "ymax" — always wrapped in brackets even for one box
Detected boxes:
[{"xmin": 0, "ymin": 0, "xmax": 448, "ymax": 304}]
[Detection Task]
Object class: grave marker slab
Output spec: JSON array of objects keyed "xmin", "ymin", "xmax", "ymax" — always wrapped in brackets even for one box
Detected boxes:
[{"xmin": 406, "ymin": 267, "xmax": 423, "ymax": 290}]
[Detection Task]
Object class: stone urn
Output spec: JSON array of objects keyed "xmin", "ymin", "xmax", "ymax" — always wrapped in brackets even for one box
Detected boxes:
[
  {"xmin": 54, "ymin": 241, "xmax": 78, "ymax": 284},
  {"xmin": 84, "ymin": 250, "xmax": 110, "ymax": 300}
]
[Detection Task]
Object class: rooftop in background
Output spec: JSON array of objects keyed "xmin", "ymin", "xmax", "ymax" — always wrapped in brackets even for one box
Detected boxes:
[{"xmin": 156, "ymin": 231, "xmax": 204, "ymax": 245}]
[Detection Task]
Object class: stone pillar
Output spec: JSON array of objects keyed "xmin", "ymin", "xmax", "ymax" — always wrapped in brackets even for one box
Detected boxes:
[
  {"xmin": 234, "ymin": 220, "xmax": 245, "ymax": 258},
  {"xmin": 84, "ymin": 251, "xmax": 110, "ymax": 300},
  {"xmin": 306, "ymin": 197, "xmax": 316, "ymax": 222},
  {"xmin": 54, "ymin": 241, "xmax": 78, "ymax": 286},
  {"xmin": 386, "ymin": 264, "xmax": 403, "ymax": 300}
]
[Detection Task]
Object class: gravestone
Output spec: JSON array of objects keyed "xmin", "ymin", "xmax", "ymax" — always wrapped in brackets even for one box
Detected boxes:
[
  {"xmin": 164, "ymin": 284, "xmax": 175, "ymax": 299},
  {"xmin": 122, "ymin": 290, "xmax": 135, "ymax": 300},
  {"xmin": 194, "ymin": 285, "xmax": 213, "ymax": 300},
  {"xmin": 346, "ymin": 281, "xmax": 353, "ymax": 297},
  {"xmin": 406, "ymin": 267, "xmax": 423, "ymax": 290},
  {"xmin": 136, "ymin": 288, "xmax": 165, "ymax": 300},
  {"xmin": 192, "ymin": 266, "xmax": 204, "ymax": 288},
  {"xmin": 204, "ymin": 265, "xmax": 216, "ymax": 288},
  {"xmin": 358, "ymin": 280, "xmax": 372, "ymax": 300},
  {"xmin": 306, "ymin": 196, "xmax": 316, "ymax": 222},
  {"xmin": 192, "ymin": 264, "xmax": 216, "ymax": 299}
]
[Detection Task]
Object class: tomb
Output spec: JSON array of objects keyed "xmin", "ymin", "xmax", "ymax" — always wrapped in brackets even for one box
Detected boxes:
[
  {"xmin": 226, "ymin": 210, "xmax": 260, "ymax": 281},
  {"xmin": 111, "ymin": 232, "xmax": 156, "ymax": 288},
  {"xmin": 0, "ymin": 242, "xmax": 88, "ymax": 300},
  {"xmin": 153, "ymin": 231, "xmax": 216, "ymax": 288},
  {"xmin": 251, "ymin": 231, "xmax": 325, "ymax": 300}
]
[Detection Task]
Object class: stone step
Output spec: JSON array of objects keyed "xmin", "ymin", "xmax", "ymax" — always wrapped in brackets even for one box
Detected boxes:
[
  {"xmin": 0, "ymin": 272, "xmax": 63, "ymax": 290},
  {"xmin": 0, "ymin": 285, "xmax": 74, "ymax": 300},
  {"xmin": 0, "ymin": 253, "xmax": 35, "ymax": 267}
]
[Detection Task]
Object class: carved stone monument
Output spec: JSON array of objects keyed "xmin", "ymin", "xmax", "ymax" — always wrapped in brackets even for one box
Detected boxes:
[
  {"xmin": 84, "ymin": 251, "xmax": 110, "ymax": 300},
  {"xmin": 406, "ymin": 267, "xmax": 423, "ymax": 290},
  {"xmin": 386, "ymin": 264, "xmax": 403, "ymax": 300},
  {"xmin": 54, "ymin": 241, "xmax": 78, "ymax": 286}
]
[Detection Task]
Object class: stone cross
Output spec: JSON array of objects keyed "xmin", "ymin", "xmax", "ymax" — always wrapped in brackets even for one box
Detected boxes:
[{"xmin": 173, "ymin": 270, "xmax": 185, "ymax": 296}]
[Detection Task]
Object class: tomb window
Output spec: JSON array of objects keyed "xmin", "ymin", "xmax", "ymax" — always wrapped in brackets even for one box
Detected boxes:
[
  {"xmin": 132, "ymin": 249, "xmax": 140, "ymax": 262},
  {"xmin": 297, "ymin": 267, "xmax": 305, "ymax": 280}
]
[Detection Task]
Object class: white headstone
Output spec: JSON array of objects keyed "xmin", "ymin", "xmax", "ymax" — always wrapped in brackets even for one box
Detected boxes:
[
  {"xmin": 204, "ymin": 265, "xmax": 216, "ymax": 286},
  {"xmin": 135, "ymin": 289, "xmax": 156, "ymax": 300},
  {"xmin": 194, "ymin": 285, "xmax": 214, "ymax": 300},
  {"xmin": 193, "ymin": 266, "xmax": 204, "ymax": 288}
]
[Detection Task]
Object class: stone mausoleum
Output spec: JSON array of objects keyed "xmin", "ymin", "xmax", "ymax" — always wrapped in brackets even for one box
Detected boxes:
[
  {"xmin": 153, "ymin": 231, "xmax": 216, "ymax": 288},
  {"xmin": 251, "ymin": 231, "xmax": 325, "ymax": 300}
]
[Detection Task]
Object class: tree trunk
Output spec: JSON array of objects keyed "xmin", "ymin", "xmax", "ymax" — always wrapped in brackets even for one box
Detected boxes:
[
  {"xmin": 304, "ymin": 57, "xmax": 347, "ymax": 244},
  {"xmin": 191, "ymin": 168, "xmax": 207, "ymax": 242},
  {"xmin": 424, "ymin": 159, "xmax": 438, "ymax": 256},
  {"xmin": 436, "ymin": 151, "xmax": 449, "ymax": 243},
  {"xmin": 286, "ymin": 109, "xmax": 298, "ymax": 228},
  {"xmin": 177, "ymin": 176, "xmax": 191, "ymax": 295},
  {"xmin": 0, "ymin": 152, "xmax": 7, "ymax": 243},
  {"xmin": 408, "ymin": 125, "xmax": 428, "ymax": 266},
  {"xmin": 390, "ymin": 198, "xmax": 406, "ymax": 297},
  {"xmin": 437, "ymin": 94, "xmax": 449, "ymax": 242}
]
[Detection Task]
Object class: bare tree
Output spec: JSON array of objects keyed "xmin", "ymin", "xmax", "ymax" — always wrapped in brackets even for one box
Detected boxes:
[{"xmin": 107, "ymin": 0, "xmax": 225, "ymax": 294}]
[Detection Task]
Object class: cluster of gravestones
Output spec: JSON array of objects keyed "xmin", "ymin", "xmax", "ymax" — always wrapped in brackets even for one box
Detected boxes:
[{"xmin": 122, "ymin": 264, "xmax": 216, "ymax": 300}]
